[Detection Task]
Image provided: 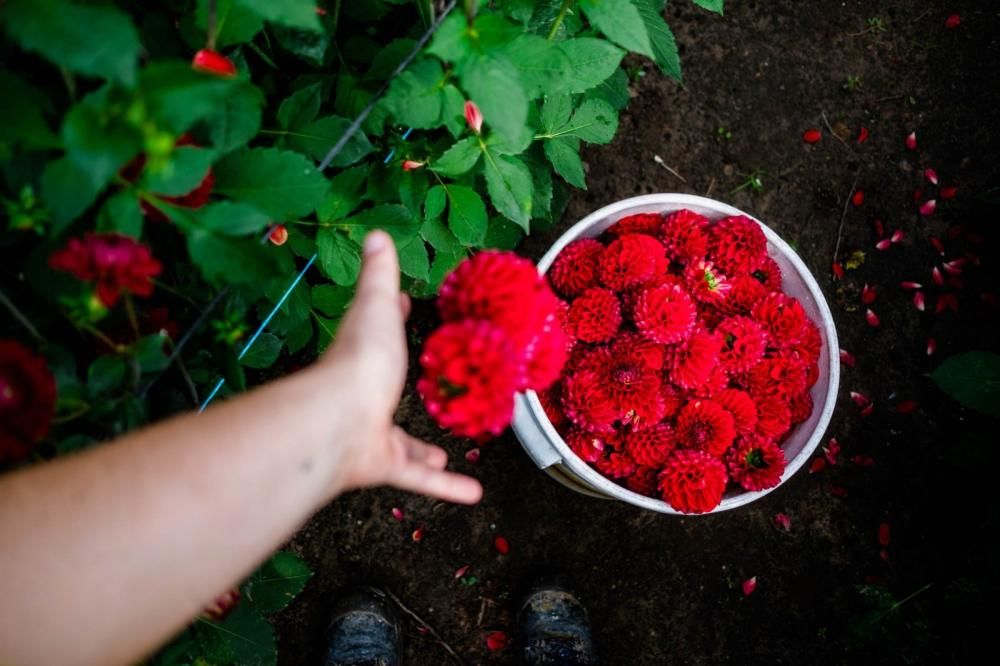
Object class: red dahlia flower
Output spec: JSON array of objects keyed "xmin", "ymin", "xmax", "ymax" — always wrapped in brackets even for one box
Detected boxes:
[
  {"xmin": 562, "ymin": 369, "xmax": 618, "ymax": 433},
  {"xmin": 612, "ymin": 332, "xmax": 666, "ymax": 371},
  {"xmin": 789, "ymin": 390, "xmax": 813, "ymax": 425},
  {"xmin": 724, "ymin": 275, "xmax": 768, "ymax": 314},
  {"xmin": 417, "ymin": 320, "xmax": 523, "ymax": 437},
  {"xmin": 625, "ymin": 466, "xmax": 660, "ymax": 496},
  {"xmin": 751, "ymin": 292, "xmax": 806, "ymax": 348},
  {"xmin": 683, "ymin": 259, "xmax": 731, "ymax": 303},
  {"xmin": 625, "ymin": 424, "xmax": 676, "ymax": 467},
  {"xmin": 666, "ymin": 329, "xmax": 722, "ymax": 389},
  {"xmin": 689, "ymin": 363, "xmax": 730, "ymax": 399},
  {"xmin": 633, "ymin": 284, "xmax": 697, "ymax": 344},
  {"xmin": 658, "ymin": 449, "xmax": 728, "ymax": 513},
  {"xmin": 790, "ymin": 319, "xmax": 823, "ymax": 363},
  {"xmin": 754, "ymin": 398, "xmax": 792, "ymax": 440},
  {"xmin": 598, "ymin": 234, "xmax": 668, "ymax": 290},
  {"xmin": 0, "ymin": 340, "xmax": 56, "ymax": 463},
  {"xmin": 548, "ymin": 238, "xmax": 603, "ymax": 297},
  {"xmin": 715, "ymin": 315, "xmax": 769, "ymax": 373},
  {"xmin": 660, "ymin": 209, "xmax": 710, "ymax": 263},
  {"xmin": 602, "ymin": 351, "xmax": 665, "ymax": 430},
  {"xmin": 606, "ymin": 213, "xmax": 664, "ymax": 238},
  {"xmin": 750, "ymin": 256, "xmax": 783, "ymax": 291},
  {"xmin": 713, "ymin": 388, "xmax": 759, "ymax": 434},
  {"xmin": 709, "ymin": 215, "xmax": 767, "ymax": 275},
  {"xmin": 748, "ymin": 356, "xmax": 808, "ymax": 400},
  {"xmin": 537, "ymin": 386, "xmax": 566, "ymax": 427},
  {"xmin": 659, "ymin": 382, "xmax": 686, "ymax": 420},
  {"xmin": 49, "ymin": 233, "xmax": 162, "ymax": 307},
  {"xmin": 523, "ymin": 313, "xmax": 571, "ymax": 391},
  {"xmin": 564, "ymin": 428, "xmax": 607, "ymax": 463},
  {"xmin": 674, "ymin": 399, "xmax": 737, "ymax": 457},
  {"xmin": 725, "ymin": 435, "xmax": 786, "ymax": 491},
  {"xmin": 567, "ymin": 288, "xmax": 622, "ymax": 343},
  {"xmin": 595, "ymin": 451, "xmax": 637, "ymax": 479}
]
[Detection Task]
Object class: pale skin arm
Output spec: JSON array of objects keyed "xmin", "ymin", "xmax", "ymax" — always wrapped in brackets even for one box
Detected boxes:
[{"xmin": 0, "ymin": 231, "xmax": 482, "ymax": 666}]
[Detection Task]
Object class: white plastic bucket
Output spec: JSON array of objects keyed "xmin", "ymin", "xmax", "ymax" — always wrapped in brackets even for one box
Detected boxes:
[{"xmin": 512, "ymin": 194, "xmax": 840, "ymax": 514}]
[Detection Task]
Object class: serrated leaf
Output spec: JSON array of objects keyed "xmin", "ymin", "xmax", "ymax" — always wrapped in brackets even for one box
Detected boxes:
[
  {"xmin": 187, "ymin": 230, "xmax": 281, "ymax": 285},
  {"xmin": 502, "ymin": 34, "xmax": 575, "ymax": 99},
  {"xmin": 552, "ymin": 39, "xmax": 625, "ymax": 94},
  {"xmin": 693, "ymin": 0, "xmax": 725, "ymax": 15},
  {"xmin": 234, "ymin": 0, "xmax": 321, "ymax": 32},
  {"xmin": 398, "ymin": 237, "xmax": 430, "ymax": 281},
  {"xmin": 341, "ymin": 204, "xmax": 420, "ymax": 244},
  {"xmin": 240, "ymin": 333, "xmax": 283, "ymax": 369},
  {"xmin": 285, "ymin": 318, "xmax": 313, "ymax": 354},
  {"xmin": 544, "ymin": 137, "xmax": 586, "ymax": 189},
  {"xmin": 929, "ymin": 352, "xmax": 1000, "ymax": 418},
  {"xmin": 636, "ymin": 0, "xmax": 682, "ymax": 81},
  {"xmin": 459, "ymin": 54, "xmax": 527, "ymax": 144},
  {"xmin": 140, "ymin": 62, "xmax": 239, "ymax": 135},
  {"xmin": 427, "ymin": 13, "xmax": 468, "ymax": 62},
  {"xmin": 561, "ymin": 99, "xmax": 618, "ymax": 144},
  {"xmin": 526, "ymin": 152, "xmax": 554, "ymax": 219},
  {"xmin": 141, "ymin": 146, "xmax": 215, "ymax": 196},
  {"xmin": 196, "ymin": 603, "xmax": 276, "ymax": 666},
  {"xmin": 316, "ymin": 165, "xmax": 368, "ymax": 222},
  {"xmin": 273, "ymin": 25, "xmax": 329, "ymax": 66},
  {"xmin": 196, "ymin": 0, "xmax": 263, "ymax": 46},
  {"xmin": 484, "ymin": 216, "xmax": 525, "ymax": 250},
  {"xmin": 245, "ymin": 552, "xmax": 312, "ymax": 614},
  {"xmin": 97, "ymin": 191, "xmax": 143, "ymax": 238},
  {"xmin": 540, "ymin": 95, "xmax": 573, "ymax": 134},
  {"xmin": 383, "ymin": 59, "xmax": 445, "ymax": 129},
  {"xmin": 584, "ymin": 67, "xmax": 630, "ymax": 111},
  {"xmin": 398, "ymin": 170, "xmax": 428, "ymax": 219},
  {"xmin": 440, "ymin": 84, "xmax": 468, "ymax": 137},
  {"xmin": 486, "ymin": 125, "xmax": 535, "ymax": 155},
  {"xmin": 196, "ymin": 201, "xmax": 272, "ymax": 236},
  {"xmin": 421, "ymin": 216, "xmax": 463, "ymax": 255},
  {"xmin": 41, "ymin": 156, "xmax": 99, "ymax": 233},
  {"xmin": 432, "ymin": 137, "xmax": 482, "ymax": 177},
  {"xmin": 317, "ymin": 230, "xmax": 361, "ymax": 285},
  {"xmin": 366, "ymin": 38, "xmax": 417, "ymax": 80},
  {"xmin": 285, "ymin": 116, "xmax": 374, "ymax": 167},
  {"xmin": 277, "ymin": 82, "xmax": 322, "ymax": 130},
  {"xmin": 580, "ymin": 0, "xmax": 652, "ymax": 57},
  {"xmin": 207, "ymin": 82, "xmax": 264, "ymax": 155},
  {"xmin": 424, "ymin": 186, "xmax": 447, "ymax": 220},
  {"xmin": 259, "ymin": 277, "xmax": 311, "ymax": 335},
  {"xmin": 312, "ymin": 284, "xmax": 354, "ymax": 318},
  {"xmin": 133, "ymin": 335, "xmax": 169, "ymax": 373},
  {"xmin": 445, "ymin": 185, "xmax": 488, "ymax": 246},
  {"xmin": 87, "ymin": 354, "xmax": 126, "ymax": 395},
  {"xmin": 483, "ymin": 152, "xmax": 533, "ymax": 231},
  {"xmin": 0, "ymin": 0, "xmax": 140, "ymax": 84},
  {"xmin": 214, "ymin": 148, "xmax": 329, "ymax": 220}
]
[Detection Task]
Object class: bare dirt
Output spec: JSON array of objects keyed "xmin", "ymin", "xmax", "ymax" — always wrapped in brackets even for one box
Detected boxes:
[{"xmin": 275, "ymin": 1, "xmax": 1000, "ymax": 663}]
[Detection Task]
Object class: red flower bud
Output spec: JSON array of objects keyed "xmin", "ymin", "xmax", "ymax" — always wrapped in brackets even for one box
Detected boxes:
[
  {"xmin": 402, "ymin": 160, "xmax": 425, "ymax": 172},
  {"xmin": 192, "ymin": 49, "xmax": 237, "ymax": 77},
  {"xmin": 464, "ymin": 100, "xmax": 483, "ymax": 134},
  {"xmin": 268, "ymin": 224, "xmax": 288, "ymax": 246}
]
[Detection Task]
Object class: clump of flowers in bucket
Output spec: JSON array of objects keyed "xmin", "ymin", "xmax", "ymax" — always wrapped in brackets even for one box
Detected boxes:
[{"xmin": 538, "ymin": 210, "xmax": 822, "ymax": 513}]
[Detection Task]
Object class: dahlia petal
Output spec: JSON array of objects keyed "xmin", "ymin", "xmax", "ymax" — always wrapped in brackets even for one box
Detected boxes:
[
  {"xmin": 895, "ymin": 399, "xmax": 919, "ymax": 414},
  {"xmin": 802, "ymin": 128, "xmax": 821, "ymax": 143},
  {"xmin": 878, "ymin": 522, "xmax": 891, "ymax": 546},
  {"xmin": 742, "ymin": 577, "xmax": 758, "ymax": 597},
  {"xmin": 924, "ymin": 168, "xmax": 939, "ymax": 185},
  {"xmin": 905, "ymin": 131, "xmax": 917, "ymax": 150},
  {"xmin": 913, "ymin": 291, "xmax": 926, "ymax": 311},
  {"xmin": 900, "ymin": 281, "xmax": 922, "ymax": 290},
  {"xmin": 850, "ymin": 390, "xmax": 871, "ymax": 406},
  {"xmin": 392, "ymin": 507, "xmax": 404, "ymax": 522},
  {"xmin": 832, "ymin": 262, "xmax": 845, "ymax": 280},
  {"xmin": 411, "ymin": 528, "xmax": 424, "ymax": 542},
  {"xmin": 839, "ymin": 348, "xmax": 856, "ymax": 367},
  {"xmin": 860, "ymin": 403, "xmax": 875, "ymax": 417},
  {"xmin": 857, "ymin": 126, "xmax": 869, "ymax": 144},
  {"xmin": 852, "ymin": 454, "xmax": 876, "ymax": 467},
  {"xmin": 942, "ymin": 258, "xmax": 966, "ymax": 275},
  {"xmin": 940, "ymin": 185, "xmax": 957, "ymax": 199},
  {"xmin": 486, "ymin": 631, "xmax": 510, "ymax": 652},
  {"xmin": 944, "ymin": 13, "xmax": 960, "ymax": 29},
  {"xmin": 809, "ymin": 458, "xmax": 826, "ymax": 474},
  {"xmin": 865, "ymin": 309, "xmax": 880, "ymax": 327},
  {"xmin": 861, "ymin": 283, "xmax": 877, "ymax": 305},
  {"xmin": 929, "ymin": 237, "xmax": 945, "ymax": 254},
  {"xmin": 876, "ymin": 239, "xmax": 893, "ymax": 251},
  {"xmin": 852, "ymin": 190, "xmax": 865, "ymax": 206},
  {"xmin": 494, "ymin": 536, "xmax": 510, "ymax": 555},
  {"xmin": 774, "ymin": 513, "xmax": 792, "ymax": 531},
  {"xmin": 931, "ymin": 266, "xmax": 944, "ymax": 285},
  {"xmin": 823, "ymin": 437, "xmax": 840, "ymax": 465},
  {"xmin": 890, "ymin": 229, "xmax": 905, "ymax": 244},
  {"xmin": 454, "ymin": 565, "xmax": 470, "ymax": 579},
  {"xmin": 465, "ymin": 448, "xmax": 481, "ymax": 464},
  {"xmin": 919, "ymin": 199, "xmax": 937, "ymax": 216}
]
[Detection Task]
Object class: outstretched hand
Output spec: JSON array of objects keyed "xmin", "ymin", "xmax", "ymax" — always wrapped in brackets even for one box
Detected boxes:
[{"xmin": 323, "ymin": 231, "xmax": 483, "ymax": 504}]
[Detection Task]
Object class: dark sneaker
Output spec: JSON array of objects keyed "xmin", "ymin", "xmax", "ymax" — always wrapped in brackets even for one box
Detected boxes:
[
  {"xmin": 517, "ymin": 584, "xmax": 598, "ymax": 665},
  {"xmin": 324, "ymin": 586, "xmax": 402, "ymax": 666}
]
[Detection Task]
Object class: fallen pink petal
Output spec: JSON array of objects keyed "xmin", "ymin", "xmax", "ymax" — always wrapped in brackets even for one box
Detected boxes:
[
  {"xmin": 391, "ymin": 507, "xmax": 404, "ymax": 522},
  {"xmin": 824, "ymin": 437, "xmax": 840, "ymax": 465},
  {"xmin": 942, "ymin": 258, "xmax": 966, "ymax": 275},
  {"xmin": 924, "ymin": 168, "xmax": 939, "ymax": 185},
  {"xmin": 809, "ymin": 458, "xmax": 826, "ymax": 474},
  {"xmin": 742, "ymin": 577, "xmax": 758, "ymax": 596},
  {"xmin": 905, "ymin": 131, "xmax": 917, "ymax": 150},
  {"xmin": 412, "ymin": 528, "xmax": 425, "ymax": 542},
  {"xmin": 861, "ymin": 284, "xmax": 877, "ymax": 305},
  {"xmin": 932, "ymin": 267, "xmax": 945, "ymax": 285},
  {"xmin": 890, "ymin": 229, "xmax": 905, "ymax": 244},
  {"xmin": 802, "ymin": 128, "xmax": 822, "ymax": 143},
  {"xmin": 774, "ymin": 513, "xmax": 792, "ymax": 532},
  {"xmin": 927, "ymin": 337, "xmax": 937, "ymax": 355},
  {"xmin": 465, "ymin": 447, "xmax": 481, "ymax": 464},
  {"xmin": 850, "ymin": 391, "xmax": 871, "ymax": 406},
  {"xmin": 878, "ymin": 522, "xmax": 891, "ymax": 546},
  {"xmin": 930, "ymin": 237, "xmax": 945, "ymax": 255},
  {"xmin": 913, "ymin": 291, "xmax": 926, "ymax": 311},
  {"xmin": 876, "ymin": 239, "xmax": 893, "ymax": 251},
  {"xmin": 454, "ymin": 565, "xmax": 470, "ymax": 579},
  {"xmin": 865, "ymin": 309, "xmax": 880, "ymax": 327},
  {"xmin": 940, "ymin": 185, "xmax": 958, "ymax": 199},
  {"xmin": 919, "ymin": 199, "xmax": 937, "ymax": 216},
  {"xmin": 945, "ymin": 13, "xmax": 961, "ymax": 29},
  {"xmin": 860, "ymin": 403, "xmax": 875, "ymax": 418},
  {"xmin": 832, "ymin": 262, "xmax": 845, "ymax": 280},
  {"xmin": 857, "ymin": 126, "xmax": 870, "ymax": 144},
  {"xmin": 494, "ymin": 536, "xmax": 510, "ymax": 555},
  {"xmin": 486, "ymin": 631, "xmax": 510, "ymax": 651},
  {"xmin": 936, "ymin": 293, "xmax": 959, "ymax": 314},
  {"xmin": 839, "ymin": 348, "xmax": 856, "ymax": 367},
  {"xmin": 852, "ymin": 190, "xmax": 865, "ymax": 206},
  {"xmin": 900, "ymin": 281, "xmax": 922, "ymax": 290}
]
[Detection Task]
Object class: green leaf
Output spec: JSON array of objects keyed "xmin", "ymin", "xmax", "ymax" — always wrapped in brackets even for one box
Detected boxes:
[
  {"xmin": 233, "ymin": 0, "xmax": 321, "ymax": 32},
  {"xmin": 421, "ymin": 216, "xmax": 463, "ymax": 255},
  {"xmin": 260, "ymin": 277, "xmax": 311, "ymax": 336},
  {"xmin": 431, "ymin": 137, "xmax": 482, "ymax": 177},
  {"xmin": 483, "ymin": 152, "xmax": 533, "ymax": 231},
  {"xmin": 133, "ymin": 335, "xmax": 169, "ymax": 373},
  {"xmin": 87, "ymin": 355, "xmax": 126, "ymax": 395},
  {"xmin": 526, "ymin": 152, "xmax": 554, "ymax": 220},
  {"xmin": 383, "ymin": 59, "xmax": 445, "ymax": 129},
  {"xmin": 285, "ymin": 319, "xmax": 314, "ymax": 354},
  {"xmin": 277, "ymin": 82, "xmax": 322, "ymax": 131},
  {"xmin": 196, "ymin": 201, "xmax": 272, "ymax": 236},
  {"xmin": 285, "ymin": 116, "xmax": 374, "ymax": 167},
  {"xmin": 584, "ymin": 67, "xmax": 630, "ymax": 111},
  {"xmin": 0, "ymin": 70, "xmax": 59, "ymax": 151},
  {"xmin": 141, "ymin": 147, "xmax": 215, "ymax": 197},
  {"xmin": 484, "ymin": 216, "xmax": 526, "ymax": 250},
  {"xmin": 693, "ymin": 0, "xmax": 725, "ymax": 15},
  {"xmin": 196, "ymin": 603, "xmax": 276, "ymax": 666},
  {"xmin": 273, "ymin": 25, "xmax": 330, "ymax": 66},
  {"xmin": 240, "ymin": 333, "xmax": 283, "ymax": 369},
  {"xmin": 0, "ymin": 0, "xmax": 140, "ymax": 84},
  {"xmin": 424, "ymin": 186, "xmax": 447, "ymax": 220},
  {"xmin": 485, "ymin": 125, "xmax": 535, "ymax": 155},
  {"xmin": 140, "ymin": 62, "xmax": 239, "ymax": 134},
  {"xmin": 41, "ymin": 156, "xmax": 99, "ymax": 233},
  {"xmin": 196, "ymin": 0, "xmax": 264, "ymax": 46},
  {"xmin": 502, "ymin": 35, "xmax": 575, "ymax": 100},
  {"xmin": 557, "ymin": 99, "xmax": 618, "ymax": 144},
  {"xmin": 440, "ymin": 84, "xmax": 468, "ymax": 137},
  {"xmin": 398, "ymin": 170, "xmax": 428, "ymax": 219},
  {"xmin": 445, "ymin": 185, "xmax": 488, "ymax": 246},
  {"xmin": 423, "ymin": 248, "xmax": 465, "ymax": 295},
  {"xmin": 187, "ymin": 230, "xmax": 281, "ymax": 285},
  {"xmin": 636, "ymin": 0, "xmax": 682, "ymax": 81},
  {"xmin": 540, "ymin": 95, "xmax": 573, "ymax": 134},
  {"xmin": 929, "ymin": 352, "xmax": 1000, "ymax": 418},
  {"xmin": 427, "ymin": 13, "xmax": 468, "ymax": 62},
  {"xmin": 459, "ymin": 54, "xmax": 528, "ymax": 145},
  {"xmin": 580, "ymin": 0, "xmax": 652, "ymax": 57},
  {"xmin": 552, "ymin": 39, "xmax": 625, "ymax": 94},
  {"xmin": 311, "ymin": 284, "xmax": 354, "ymax": 318},
  {"xmin": 398, "ymin": 237, "xmax": 430, "ymax": 281},
  {"xmin": 221, "ymin": 343, "xmax": 248, "ymax": 393},
  {"xmin": 341, "ymin": 204, "xmax": 420, "ymax": 244},
  {"xmin": 245, "ymin": 552, "xmax": 312, "ymax": 614},
  {"xmin": 97, "ymin": 191, "xmax": 143, "ymax": 237},
  {"xmin": 316, "ymin": 165, "xmax": 368, "ymax": 222},
  {"xmin": 317, "ymin": 230, "xmax": 362, "ymax": 285},
  {"xmin": 207, "ymin": 82, "xmax": 264, "ymax": 155},
  {"xmin": 544, "ymin": 137, "xmax": 586, "ymax": 188},
  {"xmin": 367, "ymin": 38, "xmax": 417, "ymax": 80},
  {"xmin": 61, "ymin": 98, "xmax": 143, "ymax": 192},
  {"xmin": 214, "ymin": 148, "xmax": 329, "ymax": 220}
]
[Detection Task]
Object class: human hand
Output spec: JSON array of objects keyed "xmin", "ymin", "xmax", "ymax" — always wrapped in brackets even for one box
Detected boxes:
[{"xmin": 322, "ymin": 231, "xmax": 483, "ymax": 504}]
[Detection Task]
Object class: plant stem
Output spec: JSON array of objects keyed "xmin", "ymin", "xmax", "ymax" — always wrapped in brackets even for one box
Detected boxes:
[
  {"xmin": 0, "ymin": 288, "xmax": 44, "ymax": 342},
  {"xmin": 207, "ymin": 0, "xmax": 218, "ymax": 50},
  {"xmin": 547, "ymin": 0, "xmax": 575, "ymax": 40},
  {"xmin": 124, "ymin": 295, "xmax": 141, "ymax": 341}
]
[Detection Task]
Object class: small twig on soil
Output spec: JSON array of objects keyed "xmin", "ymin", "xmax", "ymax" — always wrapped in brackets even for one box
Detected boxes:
[
  {"xmin": 704, "ymin": 177, "xmax": 716, "ymax": 197},
  {"xmin": 875, "ymin": 94, "xmax": 904, "ymax": 104},
  {"xmin": 476, "ymin": 596, "xmax": 493, "ymax": 627},
  {"xmin": 383, "ymin": 589, "xmax": 465, "ymax": 665},
  {"xmin": 832, "ymin": 167, "xmax": 863, "ymax": 266},
  {"xmin": 821, "ymin": 111, "xmax": 849, "ymax": 148},
  {"xmin": 653, "ymin": 155, "xmax": 688, "ymax": 183}
]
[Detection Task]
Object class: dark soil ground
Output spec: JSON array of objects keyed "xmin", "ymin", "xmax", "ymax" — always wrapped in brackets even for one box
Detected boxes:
[{"xmin": 275, "ymin": 1, "xmax": 1000, "ymax": 664}]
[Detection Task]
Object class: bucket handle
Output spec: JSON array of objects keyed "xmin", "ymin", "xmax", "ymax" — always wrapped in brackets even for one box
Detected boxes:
[{"xmin": 511, "ymin": 394, "xmax": 563, "ymax": 470}]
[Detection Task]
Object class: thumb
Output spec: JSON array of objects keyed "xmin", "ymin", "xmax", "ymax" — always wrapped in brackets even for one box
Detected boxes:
[{"xmin": 333, "ymin": 231, "xmax": 403, "ymax": 354}]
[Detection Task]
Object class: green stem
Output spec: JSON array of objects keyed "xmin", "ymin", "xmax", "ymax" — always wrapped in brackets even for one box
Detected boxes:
[
  {"xmin": 206, "ymin": 0, "xmax": 218, "ymax": 50},
  {"xmin": 0, "ymin": 288, "xmax": 44, "ymax": 342},
  {"xmin": 547, "ymin": 0, "xmax": 575, "ymax": 40}
]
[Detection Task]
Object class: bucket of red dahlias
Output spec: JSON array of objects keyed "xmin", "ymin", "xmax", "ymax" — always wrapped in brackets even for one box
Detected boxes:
[{"xmin": 507, "ymin": 194, "xmax": 840, "ymax": 515}]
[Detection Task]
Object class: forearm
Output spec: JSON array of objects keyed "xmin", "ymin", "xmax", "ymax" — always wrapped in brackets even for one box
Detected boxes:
[{"xmin": 0, "ymin": 363, "xmax": 352, "ymax": 666}]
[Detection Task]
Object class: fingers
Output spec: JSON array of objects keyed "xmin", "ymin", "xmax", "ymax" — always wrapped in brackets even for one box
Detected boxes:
[
  {"xmin": 394, "ymin": 427, "xmax": 447, "ymax": 470},
  {"xmin": 399, "ymin": 293, "xmax": 411, "ymax": 320},
  {"xmin": 388, "ymin": 428, "xmax": 483, "ymax": 505},
  {"xmin": 336, "ymin": 231, "xmax": 402, "ymax": 342}
]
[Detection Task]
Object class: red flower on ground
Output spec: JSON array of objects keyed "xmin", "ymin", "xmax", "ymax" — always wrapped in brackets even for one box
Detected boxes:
[
  {"xmin": 0, "ymin": 340, "xmax": 57, "ymax": 464},
  {"xmin": 714, "ymin": 388, "xmax": 759, "ymax": 434},
  {"xmin": 607, "ymin": 213, "xmax": 664, "ymax": 238},
  {"xmin": 548, "ymin": 238, "xmax": 604, "ymax": 297},
  {"xmin": 752, "ymin": 292, "xmax": 806, "ymax": 347},
  {"xmin": 715, "ymin": 316, "xmax": 769, "ymax": 373},
  {"xmin": 658, "ymin": 449, "xmax": 728, "ymax": 514},
  {"xmin": 598, "ymin": 234, "xmax": 668, "ymax": 290},
  {"xmin": 595, "ymin": 451, "xmax": 637, "ymax": 479},
  {"xmin": 709, "ymin": 216, "xmax": 767, "ymax": 275},
  {"xmin": 633, "ymin": 284, "xmax": 697, "ymax": 344},
  {"xmin": 666, "ymin": 329, "xmax": 722, "ymax": 389},
  {"xmin": 625, "ymin": 424, "xmax": 676, "ymax": 467},
  {"xmin": 674, "ymin": 399, "xmax": 736, "ymax": 458},
  {"xmin": 660, "ymin": 209, "xmax": 710, "ymax": 263},
  {"xmin": 562, "ymin": 369, "xmax": 618, "ymax": 433},
  {"xmin": 417, "ymin": 320, "xmax": 523, "ymax": 437},
  {"xmin": 49, "ymin": 233, "xmax": 163, "ymax": 307},
  {"xmin": 567, "ymin": 288, "xmax": 622, "ymax": 343},
  {"xmin": 726, "ymin": 435, "xmax": 786, "ymax": 491},
  {"xmin": 683, "ymin": 259, "xmax": 731, "ymax": 303}
]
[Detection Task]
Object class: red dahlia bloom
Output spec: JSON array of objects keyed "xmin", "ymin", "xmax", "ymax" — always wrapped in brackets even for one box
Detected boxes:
[
  {"xmin": 752, "ymin": 292, "xmax": 807, "ymax": 348},
  {"xmin": 417, "ymin": 320, "xmax": 522, "ymax": 437},
  {"xmin": 633, "ymin": 284, "xmax": 697, "ymax": 344},
  {"xmin": 567, "ymin": 288, "xmax": 622, "ymax": 343},
  {"xmin": 683, "ymin": 259, "xmax": 731, "ymax": 303},
  {"xmin": 714, "ymin": 388, "xmax": 759, "ymax": 434},
  {"xmin": 789, "ymin": 389, "xmax": 813, "ymax": 425},
  {"xmin": 602, "ymin": 351, "xmax": 664, "ymax": 431},
  {"xmin": 564, "ymin": 428, "xmax": 607, "ymax": 463},
  {"xmin": 562, "ymin": 369, "xmax": 618, "ymax": 433},
  {"xmin": 667, "ymin": 329, "xmax": 722, "ymax": 389},
  {"xmin": 0, "ymin": 340, "xmax": 56, "ymax": 463},
  {"xmin": 674, "ymin": 399, "xmax": 737, "ymax": 457},
  {"xmin": 709, "ymin": 216, "xmax": 767, "ymax": 275},
  {"xmin": 724, "ymin": 275, "xmax": 768, "ymax": 314},
  {"xmin": 595, "ymin": 451, "xmax": 637, "ymax": 479},
  {"xmin": 754, "ymin": 398, "xmax": 792, "ymax": 440},
  {"xmin": 750, "ymin": 256, "xmax": 783, "ymax": 291},
  {"xmin": 715, "ymin": 316, "xmax": 769, "ymax": 373},
  {"xmin": 548, "ymin": 238, "xmax": 603, "ymax": 297},
  {"xmin": 537, "ymin": 386, "xmax": 566, "ymax": 427},
  {"xmin": 689, "ymin": 363, "xmax": 730, "ymax": 399},
  {"xmin": 625, "ymin": 424, "xmax": 676, "ymax": 467},
  {"xmin": 625, "ymin": 466, "xmax": 660, "ymax": 497},
  {"xmin": 598, "ymin": 234, "xmax": 668, "ymax": 290},
  {"xmin": 658, "ymin": 449, "xmax": 728, "ymax": 513},
  {"xmin": 659, "ymin": 382, "xmax": 686, "ymax": 420},
  {"xmin": 748, "ymin": 356, "xmax": 808, "ymax": 400},
  {"xmin": 523, "ymin": 313, "xmax": 570, "ymax": 391},
  {"xmin": 725, "ymin": 435, "xmax": 786, "ymax": 491},
  {"xmin": 607, "ymin": 213, "xmax": 664, "ymax": 238},
  {"xmin": 791, "ymin": 319, "xmax": 823, "ymax": 363},
  {"xmin": 49, "ymin": 233, "xmax": 163, "ymax": 307},
  {"xmin": 660, "ymin": 209, "xmax": 710, "ymax": 263},
  {"xmin": 612, "ymin": 332, "xmax": 666, "ymax": 371}
]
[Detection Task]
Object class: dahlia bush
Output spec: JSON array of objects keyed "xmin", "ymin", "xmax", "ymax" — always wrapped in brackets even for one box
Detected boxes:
[{"xmin": 541, "ymin": 210, "xmax": 823, "ymax": 514}]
